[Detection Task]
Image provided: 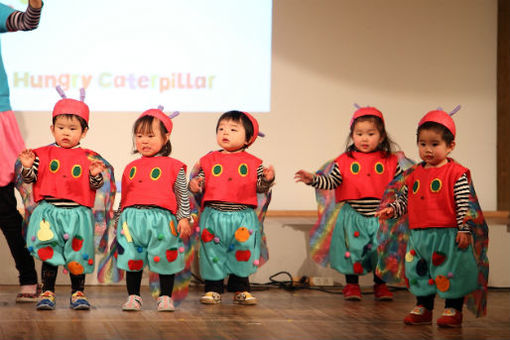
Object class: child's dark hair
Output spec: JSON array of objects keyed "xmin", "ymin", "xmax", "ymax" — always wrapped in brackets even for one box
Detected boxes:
[
  {"xmin": 52, "ymin": 114, "xmax": 88, "ymax": 130},
  {"xmin": 417, "ymin": 121, "xmax": 455, "ymax": 146},
  {"xmin": 132, "ymin": 115, "xmax": 172, "ymax": 156},
  {"xmin": 345, "ymin": 115, "xmax": 397, "ymax": 157},
  {"xmin": 216, "ymin": 110, "xmax": 254, "ymax": 146}
]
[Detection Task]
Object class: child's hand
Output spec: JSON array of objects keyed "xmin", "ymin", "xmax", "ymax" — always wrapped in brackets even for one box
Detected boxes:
[
  {"xmin": 456, "ymin": 232, "xmax": 471, "ymax": 249},
  {"xmin": 177, "ymin": 218, "xmax": 192, "ymax": 239},
  {"xmin": 189, "ymin": 177, "xmax": 204, "ymax": 193},
  {"xmin": 294, "ymin": 170, "xmax": 314, "ymax": 185},
  {"xmin": 89, "ymin": 160, "xmax": 106, "ymax": 177},
  {"xmin": 19, "ymin": 149, "xmax": 36, "ymax": 168},
  {"xmin": 263, "ymin": 165, "xmax": 275, "ymax": 182},
  {"xmin": 375, "ymin": 207, "xmax": 394, "ymax": 219}
]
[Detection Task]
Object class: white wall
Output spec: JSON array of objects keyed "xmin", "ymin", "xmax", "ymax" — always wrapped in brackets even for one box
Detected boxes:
[{"xmin": 4, "ymin": 0, "xmax": 505, "ymax": 286}]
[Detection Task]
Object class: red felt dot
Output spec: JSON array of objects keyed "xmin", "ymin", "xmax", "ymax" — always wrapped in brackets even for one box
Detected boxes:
[
  {"xmin": 353, "ymin": 231, "xmax": 360, "ymax": 237},
  {"xmin": 353, "ymin": 262, "xmax": 363, "ymax": 274},
  {"xmin": 428, "ymin": 278, "xmax": 435, "ymax": 285},
  {"xmin": 87, "ymin": 259, "xmax": 93, "ymax": 265},
  {"xmin": 154, "ymin": 256, "xmax": 160, "ymax": 263},
  {"xmin": 410, "ymin": 249, "xmax": 416, "ymax": 256}
]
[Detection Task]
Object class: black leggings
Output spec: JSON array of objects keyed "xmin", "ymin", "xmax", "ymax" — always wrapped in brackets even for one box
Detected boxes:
[
  {"xmin": 0, "ymin": 183, "xmax": 37, "ymax": 285},
  {"xmin": 204, "ymin": 274, "xmax": 250, "ymax": 293},
  {"xmin": 417, "ymin": 294, "xmax": 464, "ymax": 311},
  {"xmin": 345, "ymin": 274, "xmax": 385, "ymax": 285},
  {"xmin": 41, "ymin": 262, "xmax": 85, "ymax": 293},
  {"xmin": 126, "ymin": 271, "xmax": 175, "ymax": 297}
]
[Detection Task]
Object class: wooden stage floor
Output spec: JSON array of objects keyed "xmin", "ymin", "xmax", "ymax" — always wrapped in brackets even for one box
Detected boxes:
[{"xmin": 0, "ymin": 285, "xmax": 508, "ymax": 340}]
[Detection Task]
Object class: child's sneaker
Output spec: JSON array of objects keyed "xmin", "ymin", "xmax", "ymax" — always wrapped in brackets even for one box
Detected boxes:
[
  {"xmin": 70, "ymin": 291, "xmax": 90, "ymax": 310},
  {"xmin": 437, "ymin": 308, "xmax": 463, "ymax": 328},
  {"xmin": 373, "ymin": 283, "xmax": 393, "ymax": 301},
  {"xmin": 200, "ymin": 291, "xmax": 221, "ymax": 305},
  {"xmin": 16, "ymin": 284, "xmax": 41, "ymax": 303},
  {"xmin": 403, "ymin": 305, "xmax": 433, "ymax": 325},
  {"xmin": 156, "ymin": 295, "xmax": 175, "ymax": 312},
  {"xmin": 36, "ymin": 291, "xmax": 56, "ymax": 310},
  {"xmin": 233, "ymin": 291, "xmax": 257, "ymax": 305},
  {"xmin": 122, "ymin": 295, "xmax": 143, "ymax": 311},
  {"xmin": 342, "ymin": 283, "xmax": 361, "ymax": 300}
]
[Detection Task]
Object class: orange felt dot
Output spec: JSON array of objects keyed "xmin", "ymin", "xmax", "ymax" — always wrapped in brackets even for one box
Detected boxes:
[
  {"xmin": 435, "ymin": 275, "xmax": 450, "ymax": 292},
  {"xmin": 67, "ymin": 261, "xmax": 84, "ymax": 275},
  {"xmin": 234, "ymin": 227, "xmax": 251, "ymax": 243}
]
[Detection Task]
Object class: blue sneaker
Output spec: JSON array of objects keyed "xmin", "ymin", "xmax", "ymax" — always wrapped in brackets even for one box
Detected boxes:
[
  {"xmin": 36, "ymin": 291, "xmax": 56, "ymax": 310},
  {"xmin": 70, "ymin": 291, "xmax": 90, "ymax": 310}
]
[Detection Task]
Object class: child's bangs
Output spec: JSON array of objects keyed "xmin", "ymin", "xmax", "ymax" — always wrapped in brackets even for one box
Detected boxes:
[{"xmin": 134, "ymin": 116, "xmax": 155, "ymax": 135}]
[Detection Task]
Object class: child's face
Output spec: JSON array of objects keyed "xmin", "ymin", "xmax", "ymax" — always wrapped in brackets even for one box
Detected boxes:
[
  {"xmin": 352, "ymin": 120, "xmax": 382, "ymax": 153},
  {"xmin": 51, "ymin": 115, "xmax": 87, "ymax": 149},
  {"xmin": 417, "ymin": 129, "xmax": 455, "ymax": 167},
  {"xmin": 216, "ymin": 119, "xmax": 247, "ymax": 152},
  {"xmin": 135, "ymin": 118, "xmax": 169, "ymax": 157}
]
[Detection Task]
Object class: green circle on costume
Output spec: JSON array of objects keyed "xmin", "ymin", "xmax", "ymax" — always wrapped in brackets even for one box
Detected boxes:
[
  {"xmin": 129, "ymin": 166, "xmax": 136, "ymax": 180},
  {"xmin": 350, "ymin": 161, "xmax": 361, "ymax": 175},
  {"xmin": 150, "ymin": 167, "xmax": 162, "ymax": 181},
  {"xmin": 412, "ymin": 180, "xmax": 420, "ymax": 194},
  {"xmin": 71, "ymin": 165, "xmax": 82, "ymax": 178},
  {"xmin": 430, "ymin": 178, "xmax": 442, "ymax": 192},
  {"xmin": 49, "ymin": 159, "xmax": 60, "ymax": 173},
  {"xmin": 212, "ymin": 164, "xmax": 223, "ymax": 176},
  {"xmin": 238, "ymin": 163, "xmax": 248, "ymax": 177},
  {"xmin": 375, "ymin": 162, "xmax": 384, "ymax": 174}
]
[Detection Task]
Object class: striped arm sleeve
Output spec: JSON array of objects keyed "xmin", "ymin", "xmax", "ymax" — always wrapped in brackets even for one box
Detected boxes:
[
  {"xmin": 6, "ymin": 4, "xmax": 42, "ymax": 32},
  {"xmin": 454, "ymin": 173, "xmax": 471, "ymax": 232},
  {"xmin": 175, "ymin": 168, "xmax": 191, "ymax": 220},
  {"xmin": 89, "ymin": 173, "xmax": 104, "ymax": 190},
  {"xmin": 311, "ymin": 162, "xmax": 343, "ymax": 190},
  {"xmin": 256, "ymin": 164, "xmax": 274, "ymax": 193},
  {"xmin": 21, "ymin": 156, "xmax": 39, "ymax": 183},
  {"xmin": 389, "ymin": 184, "xmax": 409, "ymax": 218}
]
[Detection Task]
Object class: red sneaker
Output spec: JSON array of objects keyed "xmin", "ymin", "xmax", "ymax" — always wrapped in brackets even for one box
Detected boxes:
[
  {"xmin": 437, "ymin": 308, "xmax": 463, "ymax": 328},
  {"xmin": 403, "ymin": 305, "xmax": 433, "ymax": 325},
  {"xmin": 343, "ymin": 283, "xmax": 361, "ymax": 301},
  {"xmin": 373, "ymin": 283, "xmax": 393, "ymax": 301}
]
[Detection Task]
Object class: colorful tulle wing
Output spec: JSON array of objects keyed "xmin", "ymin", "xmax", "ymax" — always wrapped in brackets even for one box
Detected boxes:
[
  {"xmin": 256, "ymin": 190, "xmax": 272, "ymax": 266},
  {"xmin": 97, "ymin": 236, "xmax": 124, "ymax": 283},
  {"xmin": 375, "ymin": 153, "xmax": 416, "ymax": 284},
  {"xmin": 375, "ymin": 168, "xmax": 414, "ymax": 285},
  {"xmin": 86, "ymin": 151, "xmax": 117, "ymax": 255},
  {"xmin": 309, "ymin": 160, "xmax": 343, "ymax": 267},
  {"xmin": 462, "ymin": 177, "xmax": 489, "ymax": 317}
]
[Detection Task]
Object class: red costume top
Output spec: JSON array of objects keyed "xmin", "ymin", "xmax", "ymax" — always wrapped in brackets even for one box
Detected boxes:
[
  {"xmin": 334, "ymin": 151, "xmax": 398, "ymax": 202},
  {"xmin": 33, "ymin": 145, "xmax": 96, "ymax": 207},
  {"xmin": 121, "ymin": 156, "xmax": 185, "ymax": 214},
  {"xmin": 406, "ymin": 160, "xmax": 468, "ymax": 229},
  {"xmin": 200, "ymin": 151, "xmax": 262, "ymax": 207}
]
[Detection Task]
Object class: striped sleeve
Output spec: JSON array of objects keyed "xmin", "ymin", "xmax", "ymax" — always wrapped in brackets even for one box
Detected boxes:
[
  {"xmin": 256, "ymin": 164, "xmax": 274, "ymax": 193},
  {"xmin": 394, "ymin": 163, "xmax": 403, "ymax": 178},
  {"xmin": 311, "ymin": 162, "xmax": 343, "ymax": 190},
  {"xmin": 454, "ymin": 173, "xmax": 471, "ymax": 232},
  {"xmin": 21, "ymin": 156, "xmax": 40, "ymax": 183},
  {"xmin": 389, "ymin": 184, "xmax": 409, "ymax": 218},
  {"xmin": 174, "ymin": 168, "xmax": 191, "ymax": 220},
  {"xmin": 89, "ymin": 173, "xmax": 104, "ymax": 190},
  {"xmin": 6, "ymin": 3, "xmax": 42, "ymax": 32}
]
